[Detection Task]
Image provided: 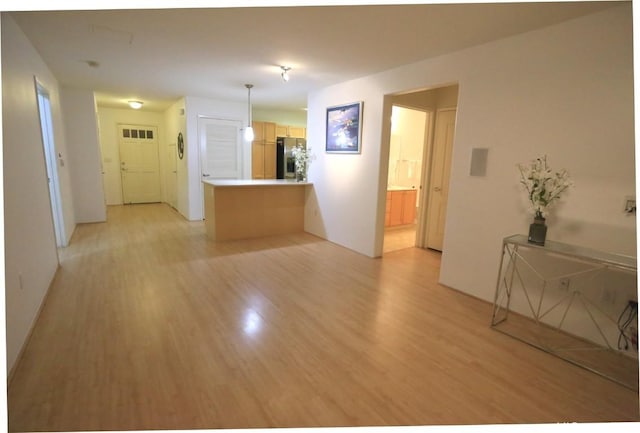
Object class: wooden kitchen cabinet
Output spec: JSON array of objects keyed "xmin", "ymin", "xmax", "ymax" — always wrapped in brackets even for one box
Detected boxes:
[
  {"xmin": 276, "ymin": 124, "xmax": 306, "ymax": 139},
  {"xmin": 385, "ymin": 189, "xmax": 417, "ymax": 227},
  {"xmin": 288, "ymin": 126, "xmax": 306, "ymax": 138},
  {"xmin": 275, "ymin": 124, "xmax": 288, "ymax": 137},
  {"xmin": 251, "ymin": 121, "xmax": 277, "ymax": 179}
]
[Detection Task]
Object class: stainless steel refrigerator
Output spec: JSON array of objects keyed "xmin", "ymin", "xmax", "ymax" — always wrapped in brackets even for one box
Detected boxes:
[{"xmin": 276, "ymin": 137, "xmax": 306, "ymax": 179}]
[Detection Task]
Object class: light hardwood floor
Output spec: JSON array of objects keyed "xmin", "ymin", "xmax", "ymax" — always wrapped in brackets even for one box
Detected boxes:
[
  {"xmin": 7, "ymin": 204, "xmax": 640, "ymax": 431},
  {"xmin": 383, "ymin": 224, "xmax": 417, "ymax": 253}
]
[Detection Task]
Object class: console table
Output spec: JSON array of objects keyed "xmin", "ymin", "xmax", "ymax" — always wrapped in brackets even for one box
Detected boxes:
[{"xmin": 491, "ymin": 234, "xmax": 638, "ymax": 390}]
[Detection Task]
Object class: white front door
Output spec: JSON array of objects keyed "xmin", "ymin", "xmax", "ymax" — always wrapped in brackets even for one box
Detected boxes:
[
  {"xmin": 426, "ymin": 108, "xmax": 456, "ymax": 251},
  {"xmin": 119, "ymin": 125, "xmax": 161, "ymax": 204},
  {"xmin": 198, "ymin": 117, "xmax": 243, "ymax": 180}
]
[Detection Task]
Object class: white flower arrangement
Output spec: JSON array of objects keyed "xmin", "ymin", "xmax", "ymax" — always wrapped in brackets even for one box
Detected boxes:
[
  {"xmin": 290, "ymin": 144, "xmax": 314, "ymax": 178},
  {"xmin": 518, "ymin": 155, "xmax": 572, "ymax": 220}
]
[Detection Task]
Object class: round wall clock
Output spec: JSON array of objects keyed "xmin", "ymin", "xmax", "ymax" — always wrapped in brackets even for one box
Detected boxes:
[{"xmin": 177, "ymin": 132, "xmax": 184, "ymax": 160}]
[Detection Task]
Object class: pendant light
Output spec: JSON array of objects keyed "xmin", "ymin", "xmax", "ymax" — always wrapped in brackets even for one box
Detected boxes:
[
  {"xmin": 280, "ymin": 66, "xmax": 291, "ymax": 82},
  {"xmin": 244, "ymin": 84, "xmax": 254, "ymax": 142}
]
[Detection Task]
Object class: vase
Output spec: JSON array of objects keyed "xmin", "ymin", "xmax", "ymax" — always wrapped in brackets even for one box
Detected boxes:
[
  {"xmin": 296, "ymin": 172, "xmax": 306, "ymax": 182},
  {"xmin": 528, "ymin": 216, "xmax": 547, "ymax": 246}
]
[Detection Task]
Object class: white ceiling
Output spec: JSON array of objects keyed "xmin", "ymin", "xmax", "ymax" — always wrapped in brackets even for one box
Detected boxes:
[{"xmin": 8, "ymin": 1, "xmax": 622, "ymax": 112}]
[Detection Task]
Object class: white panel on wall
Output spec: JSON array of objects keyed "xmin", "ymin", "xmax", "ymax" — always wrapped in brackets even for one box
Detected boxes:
[{"xmin": 469, "ymin": 148, "xmax": 489, "ymax": 177}]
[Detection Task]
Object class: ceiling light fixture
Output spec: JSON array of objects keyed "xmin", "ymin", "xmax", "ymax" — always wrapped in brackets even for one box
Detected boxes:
[
  {"xmin": 280, "ymin": 66, "xmax": 291, "ymax": 82},
  {"xmin": 244, "ymin": 84, "xmax": 254, "ymax": 142},
  {"xmin": 128, "ymin": 100, "xmax": 143, "ymax": 109}
]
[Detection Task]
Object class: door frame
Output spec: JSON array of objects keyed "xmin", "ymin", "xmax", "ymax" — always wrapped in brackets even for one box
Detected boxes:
[
  {"xmin": 117, "ymin": 124, "xmax": 161, "ymax": 204},
  {"xmin": 384, "ymin": 103, "xmax": 433, "ymax": 250},
  {"xmin": 34, "ymin": 77, "xmax": 66, "ymax": 247},
  {"xmin": 197, "ymin": 115, "xmax": 244, "ymax": 218},
  {"xmin": 377, "ymin": 86, "xmax": 459, "ymax": 258}
]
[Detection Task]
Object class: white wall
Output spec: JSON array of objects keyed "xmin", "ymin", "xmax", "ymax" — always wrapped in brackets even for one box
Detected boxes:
[
  {"xmin": 305, "ymin": 5, "xmax": 635, "ymax": 304},
  {"xmin": 184, "ymin": 96, "xmax": 248, "ymax": 220},
  {"xmin": 253, "ymin": 108, "xmax": 307, "ymax": 127},
  {"xmin": 61, "ymin": 87, "xmax": 106, "ymax": 222},
  {"xmin": 1, "ymin": 14, "xmax": 76, "ymax": 373},
  {"xmin": 97, "ymin": 107, "xmax": 165, "ymax": 205}
]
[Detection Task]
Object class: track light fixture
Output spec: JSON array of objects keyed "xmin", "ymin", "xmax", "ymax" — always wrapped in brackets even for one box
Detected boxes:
[
  {"xmin": 281, "ymin": 66, "xmax": 291, "ymax": 82},
  {"xmin": 244, "ymin": 84, "xmax": 254, "ymax": 142}
]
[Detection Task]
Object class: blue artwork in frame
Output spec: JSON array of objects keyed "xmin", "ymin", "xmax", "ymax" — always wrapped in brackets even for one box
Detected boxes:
[{"xmin": 326, "ymin": 101, "xmax": 363, "ymax": 153}]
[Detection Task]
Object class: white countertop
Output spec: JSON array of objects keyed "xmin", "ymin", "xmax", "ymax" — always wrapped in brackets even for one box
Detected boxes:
[
  {"xmin": 202, "ymin": 179, "xmax": 312, "ymax": 187},
  {"xmin": 387, "ymin": 185, "xmax": 417, "ymax": 191}
]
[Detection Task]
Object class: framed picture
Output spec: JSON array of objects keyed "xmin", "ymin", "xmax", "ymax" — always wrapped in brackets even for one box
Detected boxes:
[{"xmin": 326, "ymin": 101, "xmax": 363, "ymax": 153}]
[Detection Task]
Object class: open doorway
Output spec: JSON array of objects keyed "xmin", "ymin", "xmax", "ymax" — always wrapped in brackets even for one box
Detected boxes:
[
  {"xmin": 382, "ymin": 84, "xmax": 459, "ymax": 255},
  {"xmin": 383, "ymin": 105, "xmax": 429, "ymax": 253},
  {"xmin": 35, "ymin": 79, "xmax": 67, "ymax": 247}
]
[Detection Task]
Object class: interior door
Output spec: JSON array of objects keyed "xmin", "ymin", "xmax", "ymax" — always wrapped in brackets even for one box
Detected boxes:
[
  {"xmin": 119, "ymin": 125, "xmax": 161, "ymax": 204},
  {"xmin": 199, "ymin": 117, "xmax": 243, "ymax": 180},
  {"xmin": 166, "ymin": 142, "xmax": 178, "ymax": 209},
  {"xmin": 426, "ymin": 108, "xmax": 456, "ymax": 251},
  {"xmin": 35, "ymin": 80, "xmax": 66, "ymax": 247}
]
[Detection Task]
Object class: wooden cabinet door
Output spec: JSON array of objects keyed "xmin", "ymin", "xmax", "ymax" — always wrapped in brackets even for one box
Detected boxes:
[
  {"xmin": 252, "ymin": 121, "xmax": 265, "ymax": 142},
  {"xmin": 264, "ymin": 122, "xmax": 277, "ymax": 142},
  {"xmin": 289, "ymin": 126, "xmax": 306, "ymax": 138},
  {"xmin": 385, "ymin": 192, "xmax": 392, "ymax": 226},
  {"xmin": 402, "ymin": 190, "xmax": 417, "ymax": 224},
  {"xmin": 275, "ymin": 125, "xmax": 288, "ymax": 137},
  {"xmin": 274, "ymin": 124, "xmax": 306, "ymax": 138},
  {"xmin": 251, "ymin": 141, "xmax": 264, "ymax": 179},
  {"xmin": 386, "ymin": 190, "xmax": 417, "ymax": 226},
  {"xmin": 264, "ymin": 141, "xmax": 276, "ymax": 179},
  {"xmin": 251, "ymin": 122, "xmax": 276, "ymax": 178},
  {"xmin": 389, "ymin": 191, "xmax": 404, "ymax": 226}
]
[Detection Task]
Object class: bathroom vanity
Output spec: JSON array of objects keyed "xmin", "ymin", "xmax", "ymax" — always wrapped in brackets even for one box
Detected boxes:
[{"xmin": 385, "ymin": 186, "xmax": 417, "ymax": 226}]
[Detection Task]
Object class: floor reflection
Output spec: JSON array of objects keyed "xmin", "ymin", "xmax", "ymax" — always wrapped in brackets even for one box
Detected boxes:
[{"xmin": 383, "ymin": 224, "xmax": 416, "ymax": 253}]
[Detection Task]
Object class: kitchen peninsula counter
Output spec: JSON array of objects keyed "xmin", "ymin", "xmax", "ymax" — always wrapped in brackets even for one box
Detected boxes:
[{"xmin": 202, "ymin": 179, "xmax": 312, "ymax": 241}]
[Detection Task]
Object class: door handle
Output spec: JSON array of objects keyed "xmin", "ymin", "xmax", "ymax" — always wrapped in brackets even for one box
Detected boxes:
[
  {"xmin": 434, "ymin": 186, "xmax": 442, "ymax": 192},
  {"xmin": 202, "ymin": 173, "xmax": 210, "ymax": 177}
]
